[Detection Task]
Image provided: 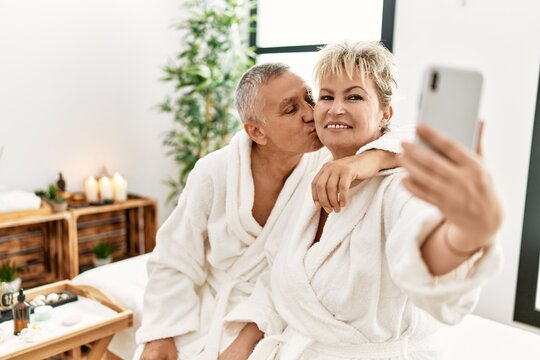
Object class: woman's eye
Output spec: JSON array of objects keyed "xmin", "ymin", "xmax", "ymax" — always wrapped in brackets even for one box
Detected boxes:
[
  {"xmin": 319, "ymin": 95, "xmax": 333, "ymax": 101},
  {"xmin": 348, "ymin": 95, "xmax": 363, "ymax": 101}
]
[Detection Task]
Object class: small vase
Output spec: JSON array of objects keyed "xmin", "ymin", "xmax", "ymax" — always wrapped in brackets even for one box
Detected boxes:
[{"xmin": 92, "ymin": 256, "xmax": 112, "ymax": 267}]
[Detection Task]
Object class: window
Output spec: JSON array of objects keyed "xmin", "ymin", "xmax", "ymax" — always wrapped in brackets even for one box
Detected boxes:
[
  {"xmin": 515, "ymin": 65, "xmax": 540, "ymax": 328},
  {"xmin": 251, "ymin": 0, "xmax": 396, "ymax": 86}
]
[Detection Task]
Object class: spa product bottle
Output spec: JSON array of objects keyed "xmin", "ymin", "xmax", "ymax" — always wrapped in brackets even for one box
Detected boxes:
[{"xmin": 12, "ymin": 288, "xmax": 30, "ymax": 335}]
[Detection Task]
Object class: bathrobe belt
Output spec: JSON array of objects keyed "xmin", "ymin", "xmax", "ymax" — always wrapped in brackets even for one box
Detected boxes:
[
  {"xmin": 251, "ymin": 327, "xmax": 432, "ymax": 360},
  {"xmin": 200, "ymin": 279, "xmax": 254, "ymax": 359}
]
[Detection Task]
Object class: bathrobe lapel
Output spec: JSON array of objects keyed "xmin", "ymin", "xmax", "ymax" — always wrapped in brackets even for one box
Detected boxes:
[
  {"xmin": 273, "ymin": 174, "xmax": 399, "ymax": 347},
  {"xmin": 304, "ymin": 176, "xmax": 384, "ymax": 281},
  {"xmin": 274, "ymin": 185, "xmax": 370, "ymax": 345},
  {"xmin": 225, "ymin": 131, "xmax": 317, "ymax": 281}
]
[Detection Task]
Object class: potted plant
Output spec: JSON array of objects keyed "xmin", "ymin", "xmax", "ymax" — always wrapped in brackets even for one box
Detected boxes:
[
  {"xmin": 0, "ymin": 260, "xmax": 21, "ymax": 292},
  {"xmin": 92, "ymin": 242, "xmax": 113, "ymax": 267},
  {"xmin": 159, "ymin": 0, "xmax": 254, "ymax": 204},
  {"xmin": 35, "ymin": 184, "xmax": 67, "ymax": 212}
]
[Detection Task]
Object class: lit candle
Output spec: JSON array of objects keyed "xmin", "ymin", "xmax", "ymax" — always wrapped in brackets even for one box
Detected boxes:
[
  {"xmin": 112, "ymin": 173, "xmax": 128, "ymax": 202},
  {"xmin": 84, "ymin": 176, "xmax": 99, "ymax": 202},
  {"xmin": 99, "ymin": 176, "xmax": 113, "ymax": 201}
]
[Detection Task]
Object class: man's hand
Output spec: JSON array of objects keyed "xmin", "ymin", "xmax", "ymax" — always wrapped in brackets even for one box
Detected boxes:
[
  {"xmin": 312, "ymin": 149, "xmax": 399, "ymax": 213},
  {"xmin": 401, "ymin": 123, "xmax": 503, "ymax": 251},
  {"xmin": 140, "ymin": 338, "xmax": 177, "ymax": 360},
  {"xmin": 219, "ymin": 323, "xmax": 263, "ymax": 360}
]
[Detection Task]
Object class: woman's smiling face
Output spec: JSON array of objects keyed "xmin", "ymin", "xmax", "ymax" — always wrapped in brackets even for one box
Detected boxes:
[{"xmin": 314, "ymin": 70, "xmax": 392, "ymax": 159}]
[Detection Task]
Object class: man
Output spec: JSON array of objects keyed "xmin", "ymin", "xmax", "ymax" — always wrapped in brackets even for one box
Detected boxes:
[{"xmin": 137, "ymin": 63, "xmax": 409, "ymax": 360}]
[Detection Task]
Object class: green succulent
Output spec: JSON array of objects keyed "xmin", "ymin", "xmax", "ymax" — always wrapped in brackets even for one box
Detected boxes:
[
  {"xmin": 0, "ymin": 260, "xmax": 18, "ymax": 282},
  {"xmin": 35, "ymin": 183, "xmax": 66, "ymax": 204},
  {"xmin": 92, "ymin": 242, "xmax": 113, "ymax": 259}
]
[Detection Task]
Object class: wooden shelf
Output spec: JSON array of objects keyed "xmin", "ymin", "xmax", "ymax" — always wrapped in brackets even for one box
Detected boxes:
[
  {"xmin": 0, "ymin": 195, "xmax": 157, "ymax": 287},
  {"xmin": 0, "ymin": 210, "xmax": 69, "ymax": 229}
]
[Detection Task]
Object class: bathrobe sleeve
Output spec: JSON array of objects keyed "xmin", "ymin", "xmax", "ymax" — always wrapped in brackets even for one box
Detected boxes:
[
  {"xmin": 358, "ymin": 123, "xmax": 416, "ymax": 154},
  {"xmin": 224, "ymin": 270, "xmax": 286, "ymax": 336},
  {"xmin": 382, "ymin": 174, "xmax": 503, "ymax": 325},
  {"xmin": 136, "ymin": 160, "xmax": 215, "ymax": 344}
]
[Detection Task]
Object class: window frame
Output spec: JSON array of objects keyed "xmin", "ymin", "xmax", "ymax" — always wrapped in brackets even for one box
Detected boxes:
[
  {"xmin": 514, "ymin": 66, "xmax": 540, "ymax": 329},
  {"xmin": 249, "ymin": 0, "xmax": 396, "ymax": 54}
]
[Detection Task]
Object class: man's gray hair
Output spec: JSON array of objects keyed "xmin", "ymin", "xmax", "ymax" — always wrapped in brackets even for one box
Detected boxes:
[{"xmin": 235, "ymin": 63, "xmax": 290, "ymax": 123}]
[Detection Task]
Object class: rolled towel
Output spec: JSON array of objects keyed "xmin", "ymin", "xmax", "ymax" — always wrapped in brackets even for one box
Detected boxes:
[{"xmin": 0, "ymin": 190, "xmax": 42, "ymax": 213}]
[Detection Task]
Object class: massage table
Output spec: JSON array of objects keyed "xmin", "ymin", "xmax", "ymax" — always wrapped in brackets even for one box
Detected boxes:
[{"xmin": 73, "ymin": 254, "xmax": 540, "ymax": 359}]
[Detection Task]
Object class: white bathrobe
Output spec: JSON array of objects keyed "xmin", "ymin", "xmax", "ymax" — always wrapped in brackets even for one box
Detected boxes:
[
  {"xmin": 136, "ymin": 128, "xmax": 413, "ymax": 360},
  {"xmin": 226, "ymin": 151, "xmax": 503, "ymax": 359}
]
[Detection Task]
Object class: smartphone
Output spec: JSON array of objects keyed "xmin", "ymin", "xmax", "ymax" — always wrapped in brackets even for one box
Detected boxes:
[{"xmin": 417, "ymin": 66, "xmax": 483, "ymax": 151}]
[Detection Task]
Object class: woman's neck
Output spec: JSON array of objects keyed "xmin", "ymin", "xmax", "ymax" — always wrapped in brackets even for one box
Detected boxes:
[{"xmin": 330, "ymin": 148, "xmax": 359, "ymax": 160}]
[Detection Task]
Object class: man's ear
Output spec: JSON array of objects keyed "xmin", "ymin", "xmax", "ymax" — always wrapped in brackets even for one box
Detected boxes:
[{"xmin": 244, "ymin": 121, "xmax": 267, "ymax": 145}]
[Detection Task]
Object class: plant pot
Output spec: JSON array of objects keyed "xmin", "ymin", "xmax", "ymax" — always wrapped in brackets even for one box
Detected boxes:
[
  {"xmin": 0, "ymin": 281, "xmax": 16, "ymax": 311},
  {"xmin": 7, "ymin": 277, "xmax": 21, "ymax": 292},
  {"xmin": 49, "ymin": 201, "xmax": 68, "ymax": 213},
  {"xmin": 92, "ymin": 256, "xmax": 112, "ymax": 267}
]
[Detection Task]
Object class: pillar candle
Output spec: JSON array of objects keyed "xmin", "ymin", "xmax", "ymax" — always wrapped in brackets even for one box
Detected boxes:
[
  {"xmin": 99, "ymin": 176, "xmax": 113, "ymax": 201},
  {"xmin": 112, "ymin": 173, "xmax": 128, "ymax": 202},
  {"xmin": 84, "ymin": 176, "xmax": 99, "ymax": 202}
]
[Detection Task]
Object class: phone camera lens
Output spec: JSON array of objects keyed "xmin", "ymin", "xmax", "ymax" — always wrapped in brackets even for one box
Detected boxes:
[{"xmin": 431, "ymin": 71, "xmax": 439, "ymax": 91}]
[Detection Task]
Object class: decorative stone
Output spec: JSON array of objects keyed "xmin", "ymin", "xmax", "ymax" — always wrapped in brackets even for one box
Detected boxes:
[
  {"xmin": 45, "ymin": 293, "xmax": 59, "ymax": 304},
  {"xmin": 32, "ymin": 299, "xmax": 45, "ymax": 307}
]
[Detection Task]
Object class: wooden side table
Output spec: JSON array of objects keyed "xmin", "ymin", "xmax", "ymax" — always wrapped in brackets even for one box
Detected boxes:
[
  {"xmin": 0, "ymin": 280, "xmax": 133, "ymax": 360},
  {"xmin": 0, "ymin": 195, "xmax": 157, "ymax": 287},
  {"xmin": 66, "ymin": 196, "xmax": 158, "ymax": 278}
]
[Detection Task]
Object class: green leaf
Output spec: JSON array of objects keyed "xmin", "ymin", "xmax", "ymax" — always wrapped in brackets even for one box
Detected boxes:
[{"xmin": 0, "ymin": 260, "xmax": 18, "ymax": 282}]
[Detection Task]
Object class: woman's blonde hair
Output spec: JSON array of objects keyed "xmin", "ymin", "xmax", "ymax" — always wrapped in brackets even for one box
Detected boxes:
[{"xmin": 313, "ymin": 41, "xmax": 397, "ymax": 109}]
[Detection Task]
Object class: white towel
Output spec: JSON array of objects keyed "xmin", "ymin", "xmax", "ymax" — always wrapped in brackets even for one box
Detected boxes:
[{"xmin": 0, "ymin": 190, "xmax": 41, "ymax": 213}]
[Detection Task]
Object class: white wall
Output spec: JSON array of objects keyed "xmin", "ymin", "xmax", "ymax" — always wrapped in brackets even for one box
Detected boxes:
[
  {"xmin": 0, "ymin": 0, "xmax": 185, "ymax": 223},
  {"xmin": 2, "ymin": 0, "xmax": 540, "ymax": 335},
  {"xmin": 392, "ymin": 0, "xmax": 540, "ymax": 333}
]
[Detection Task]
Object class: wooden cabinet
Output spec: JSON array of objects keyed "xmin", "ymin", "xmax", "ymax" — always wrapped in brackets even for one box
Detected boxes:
[{"xmin": 0, "ymin": 196, "xmax": 157, "ymax": 288}]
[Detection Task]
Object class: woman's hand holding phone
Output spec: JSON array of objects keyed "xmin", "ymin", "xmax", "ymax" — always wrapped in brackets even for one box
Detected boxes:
[{"xmin": 401, "ymin": 122, "xmax": 503, "ymax": 254}]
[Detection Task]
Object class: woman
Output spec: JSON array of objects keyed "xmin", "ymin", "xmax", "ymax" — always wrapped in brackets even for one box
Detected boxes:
[{"xmin": 225, "ymin": 42, "xmax": 503, "ymax": 359}]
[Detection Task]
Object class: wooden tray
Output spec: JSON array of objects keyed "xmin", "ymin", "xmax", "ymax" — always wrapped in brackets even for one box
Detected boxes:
[{"xmin": 0, "ymin": 280, "xmax": 133, "ymax": 360}]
